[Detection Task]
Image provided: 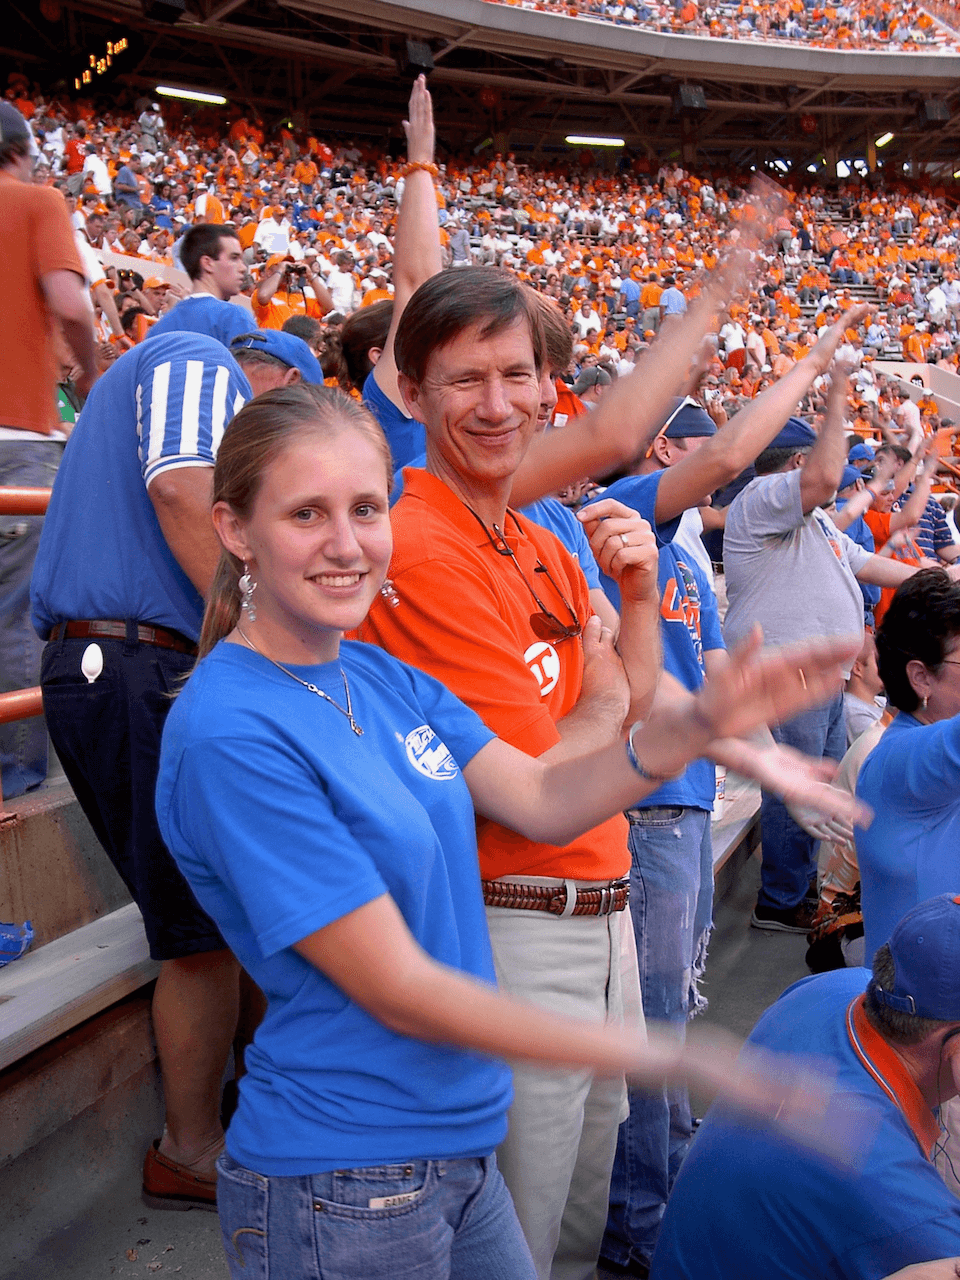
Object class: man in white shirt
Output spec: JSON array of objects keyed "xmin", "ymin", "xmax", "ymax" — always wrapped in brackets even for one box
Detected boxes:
[
  {"xmin": 573, "ymin": 299, "xmax": 602, "ymax": 339},
  {"xmin": 81, "ymin": 145, "xmax": 111, "ymax": 196},
  {"xmin": 325, "ymin": 250, "xmax": 357, "ymax": 314},
  {"xmin": 252, "ymin": 207, "xmax": 291, "ymax": 256},
  {"xmin": 927, "ymin": 281, "xmax": 948, "ymax": 324}
]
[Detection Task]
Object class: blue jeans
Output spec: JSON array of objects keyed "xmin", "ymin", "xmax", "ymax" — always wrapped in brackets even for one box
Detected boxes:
[
  {"xmin": 0, "ymin": 439, "xmax": 61, "ymax": 798},
  {"xmin": 758, "ymin": 693, "xmax": 846, "ymax": 911},
  {"xmin": 216, "ymin": 1152, "xmax": 536, "ymax": 1280},
  {"xmin": 602, "ymin": 806, "xmax": 713, "ymax": 1269}
]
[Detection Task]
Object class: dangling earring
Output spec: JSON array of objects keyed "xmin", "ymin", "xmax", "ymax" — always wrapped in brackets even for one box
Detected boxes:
[
  {"xmin": 380, "ymin": 579, "xmax": 400, "ymax": 609},
  {"xmin": 922, "ymin": 695, "xmax": 929, "ymax": 712},
  {"xmin": 238, "ymin": 563, "xmax": 257, "ymax": 622}
]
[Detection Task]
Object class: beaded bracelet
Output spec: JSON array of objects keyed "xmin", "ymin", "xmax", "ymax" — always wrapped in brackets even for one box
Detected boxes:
[
  {"xmin": 403, "ymin": 161, "xmax": 439, "ymax": 178},
  {"xmin": 625, "ymin": 721, "xmax": 684, "ymax": 783}
]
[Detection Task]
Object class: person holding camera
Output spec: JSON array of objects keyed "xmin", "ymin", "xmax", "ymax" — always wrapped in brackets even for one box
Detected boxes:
[{"xmin": 254, "ymin": 253, "xmax": 332, "ymax": 330}]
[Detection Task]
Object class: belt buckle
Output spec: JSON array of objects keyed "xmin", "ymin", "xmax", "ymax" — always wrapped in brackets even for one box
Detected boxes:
[{"xmin": 599, "ymin": 884, "xmax": 612, "ymax": 915}]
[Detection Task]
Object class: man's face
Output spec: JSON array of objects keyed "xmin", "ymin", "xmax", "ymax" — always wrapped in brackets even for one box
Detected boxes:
[
  {"xmin": 207, "ymin": 237, "xmax": 246, "ymax": 299},
  {"xmin": 401, "ymin": 316, "xmax": 541, "ymax": 502}
]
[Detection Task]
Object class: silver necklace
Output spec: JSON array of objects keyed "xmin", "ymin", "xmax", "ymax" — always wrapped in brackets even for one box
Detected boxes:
[{"xmin": 236, "ymin": 625, "xmax": 363, "ymax": 736}]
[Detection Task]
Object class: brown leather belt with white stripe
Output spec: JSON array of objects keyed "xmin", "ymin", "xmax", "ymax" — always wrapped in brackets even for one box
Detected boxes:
[{"xmin": 481, "ymin": 877, "xmax": 629, "ymax": 917}]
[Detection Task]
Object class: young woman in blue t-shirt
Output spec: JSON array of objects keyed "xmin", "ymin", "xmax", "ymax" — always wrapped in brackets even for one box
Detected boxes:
[{"xmin": 156, "ymin": 383, "xmax": 861, "ymax": 1279}]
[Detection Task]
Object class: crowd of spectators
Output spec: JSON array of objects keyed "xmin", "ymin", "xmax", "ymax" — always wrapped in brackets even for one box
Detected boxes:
[
  {"xmin": 13, "ymin": 61, "xmax": 960, "ymax": 1280},
  {"xmin": 484, "ymin": 0, "xmax": 960, "ymax": 51},
  {"xmin": 7, "ymin": 79, "xmax": 960, "ymax": 464}
]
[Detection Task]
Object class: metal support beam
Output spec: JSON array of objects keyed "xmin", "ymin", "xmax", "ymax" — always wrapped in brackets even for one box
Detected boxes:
[
  {"xmin": 788, "ymin": 76, "xmax": 839, "ymax": 111},
  {"xmin": 203, "ymin": 0, "xmax": 249, "ymax": 23},
  {"xmin": 432, "ymin": 27, "xmax": 477, "ymax": 62}
]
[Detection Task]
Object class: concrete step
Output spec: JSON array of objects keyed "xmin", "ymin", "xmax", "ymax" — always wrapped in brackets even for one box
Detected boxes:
[{"xmin": 1, "ymin": 775, "xmax": 131, "ymax": 949}]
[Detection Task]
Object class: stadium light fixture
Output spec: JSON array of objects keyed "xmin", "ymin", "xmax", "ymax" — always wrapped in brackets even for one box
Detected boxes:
[
  {"xmin": 837, "ymin": 161, "xmax": 851, "ymax": 178},
  {"xmin": 565, "ymin": 135, "xmax": 625, "ymax": 147},
  {"xmin": 875, "ymin": 132, "xmax": 894, "ymax": 148},
  {"xmin": 156, "ymin": 85, "xmax": 228, "ymax": 105}
]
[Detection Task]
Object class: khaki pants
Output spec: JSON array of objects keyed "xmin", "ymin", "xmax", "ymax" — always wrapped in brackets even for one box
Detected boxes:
[{"xmin": 485, "ymin": 890, "xmax": 644, "ymax": 1280}]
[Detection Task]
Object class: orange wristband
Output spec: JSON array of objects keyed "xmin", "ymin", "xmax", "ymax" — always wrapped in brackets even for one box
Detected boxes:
[{"xmin": 403, "ymin": 161, "xmax": 439, "ymax": 178}]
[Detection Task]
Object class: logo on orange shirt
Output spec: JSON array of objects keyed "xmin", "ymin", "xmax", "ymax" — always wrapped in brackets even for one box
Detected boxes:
[{"xmin": 524, "ymin": 641, "xmax": 561, "ymax": 697}]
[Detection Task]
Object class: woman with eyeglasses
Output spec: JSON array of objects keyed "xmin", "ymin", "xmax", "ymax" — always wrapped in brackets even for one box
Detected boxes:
[
  {"xmin": 156, "ymin": 383, "xmax": 862, "ymax": 1280},
  {"xmin": 856, "ymin": 568, "xmax": 960, "ymax": 965}
]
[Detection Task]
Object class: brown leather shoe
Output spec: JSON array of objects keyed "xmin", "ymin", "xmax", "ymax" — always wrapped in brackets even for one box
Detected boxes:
[{"xmin": 142, "ymin": 1140, "xmax": 218, "ymax": 1212}]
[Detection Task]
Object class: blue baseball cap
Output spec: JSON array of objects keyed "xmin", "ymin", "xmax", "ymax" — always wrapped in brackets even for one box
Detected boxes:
[
  {"xmin": 230, "ymin": 330, "xmax": 325, "ymax": 385},
  {"xmin": 838, "ymin": 465, "xmax": 862, "ymax": 492},
  {"xmin": 873, "ymin": 895, "xmax": 960, "ymax": 1021},
  {"xmin": 768, "ymin": 416, "xmax": 817, "ymax": 451},
  {"xmin": 849, "ymin": 442, "xmax": 876, "ymax": 463},
  {"xmin": 662, "ymin": 396, "xmax": 717, "ymax": 439}
]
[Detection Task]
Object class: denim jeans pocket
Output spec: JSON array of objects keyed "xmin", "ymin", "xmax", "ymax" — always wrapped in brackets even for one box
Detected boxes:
[
  {"xmin": 627, "ymin": 806, "xmax": 685, "ymax": 828},
  {"xmin": 217, "ymin": 1153, "xmax": 269, "ymax": 1279},
  {"xmin": 311, "ymin": 1161, "xmax": 433, "ymax": 1220}
]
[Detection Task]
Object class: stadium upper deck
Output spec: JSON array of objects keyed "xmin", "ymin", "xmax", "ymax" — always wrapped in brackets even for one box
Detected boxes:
[
  {"xmin": 10, "ymin": 0, "xmax": 960, "ymax": 171},
  {"xmin": 484, "ymin": 0, "xmax": 960, "ymax": 53}
]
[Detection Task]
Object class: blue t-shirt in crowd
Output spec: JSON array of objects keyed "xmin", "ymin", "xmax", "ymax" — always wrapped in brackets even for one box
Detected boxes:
[
  {"xmin": 659, "ymin": 286, "xmax": 687, "ymax": 315},
  {"xmin": 390, "ymin": 459, "xmax": 601, "ymax": 589},
  {"xmin": 586, "ymin": 471, "xmax": 724, "ymax": 810},
  {"xmin": 113, "ymin": 164, "xmax": 139, "ymax": 204},
  {"xmin": 620, "ymin": 276, "xmax": 641, "ymax": 313},
  {"xmin": 835, "ymin": 498, "xmax": 880, "ymax": 619},
  {"xmin": 148, "ymin": 293, "xmax": 254, "ymax": 351},
  {"xmin": 856, "ymin": 711, "xmax": 960, "ymax": 963},
  {"xmin": 652, "ymin": 968, "xmax": 960, "ymax": 1280},
  {"xmin": 521, "ymin": 497, "xmax": 601, "ymax": 590},
  {"xmin": 31, "ymin": 333, "xmax": 250, "ymax": 642},
  {"xmin": 156, "ymin": 640, "xmax": 510, "ymax": 1176},
  {"xmin": 363, "ymin": 369, "xmax": 425, "ymax": 471}
]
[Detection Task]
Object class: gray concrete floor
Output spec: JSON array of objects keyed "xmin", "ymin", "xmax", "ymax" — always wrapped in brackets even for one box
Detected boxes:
[
  {"xmin": 18, "ymin": 847, "xmax": 804, "ymax": 1280},
  {"xmin": 10, "ymin": 1199, "xmax": 229, "ymax": 1280}
]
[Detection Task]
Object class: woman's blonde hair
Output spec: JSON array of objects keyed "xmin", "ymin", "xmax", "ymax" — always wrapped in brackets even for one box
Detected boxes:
[{"xmin": 198, "ymin": 383, "xmax": 392, "ymax": 659}]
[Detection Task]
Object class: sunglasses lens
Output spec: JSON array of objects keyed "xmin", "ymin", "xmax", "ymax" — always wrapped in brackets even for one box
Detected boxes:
[{"xmin": 530, "ymin": 612, "xmax": 581, "ymax": 643}]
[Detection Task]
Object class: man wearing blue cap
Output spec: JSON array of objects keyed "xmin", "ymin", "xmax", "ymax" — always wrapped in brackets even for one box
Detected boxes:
[
  {"xmin": 849, "ymin": 441, "xmax": 876, "ymax": 470},
  {"xmin": 592, "ymin": 312, "xmax": 867, "ymax": 1279},
  {"xmin": 651, "ymin": 894, "xmax": 960, "ymax": 1280},
  {"xmin": 723, "ymin": 364, "xmax": 948, "ymax": 935}
]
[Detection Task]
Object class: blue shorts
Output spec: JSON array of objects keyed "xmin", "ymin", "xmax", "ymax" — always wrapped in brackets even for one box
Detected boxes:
[{"xmin": 40, "ymin": 630, "xmax": 226, "ymax": 961}]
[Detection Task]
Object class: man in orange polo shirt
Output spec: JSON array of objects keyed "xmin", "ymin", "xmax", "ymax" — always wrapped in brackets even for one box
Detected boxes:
[
  {"xmin": 358, "ymin": 268, "xmax": 660, "ymax": 1280},
  {"xmin": 0, "ymin": 102, "xmax": 97, "ymax": 796}
]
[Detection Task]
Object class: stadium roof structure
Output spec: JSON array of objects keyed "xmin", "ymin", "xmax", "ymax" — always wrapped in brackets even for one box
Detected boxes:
[{"xmin": 14, "ymin": 0, "xmax": 960, "ymax": 173}]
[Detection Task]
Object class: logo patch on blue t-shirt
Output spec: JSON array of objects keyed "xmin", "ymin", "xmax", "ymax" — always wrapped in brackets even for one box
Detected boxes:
[{"xmin": 404, "ymin": 725, "xmax": 459, "ymax": 780}]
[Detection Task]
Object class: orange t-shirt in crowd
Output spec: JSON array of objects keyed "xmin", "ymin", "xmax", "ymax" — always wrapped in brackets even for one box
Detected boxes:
[
  {"xmin": 356, "ymin": 469, "xmax": 629, "ymax": 882},
  {"xmin": 252, "ymin": 291, "xmax": 325, "ymax": 329},
  {"xmin": 553, "ymin": 381, "xmax": 586, "ymax": 426},
  {"xmin": 0, "ymin": 173, "xmax": 86, "ymax": 435},
  {"xmin": 864, "ymin": 509, "xmax": 922, "ymax": 626}
]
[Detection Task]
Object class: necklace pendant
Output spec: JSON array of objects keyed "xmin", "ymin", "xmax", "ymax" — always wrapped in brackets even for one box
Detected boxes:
[{"xmin": 351, "ymin": 722, "xmax": 364, "ymax": 736}]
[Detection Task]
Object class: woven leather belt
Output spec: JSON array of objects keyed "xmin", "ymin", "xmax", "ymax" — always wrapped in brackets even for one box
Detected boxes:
[
  {"xmin": 481, "ymin": 877, "xmax": 629, "ymax": 917},
  {"xmin": 50, "ymin": 620, "xmax": 198, "ymax": 657}
]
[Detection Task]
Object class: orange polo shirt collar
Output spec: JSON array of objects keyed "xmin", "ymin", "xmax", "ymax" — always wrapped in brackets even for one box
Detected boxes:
[{"xmin": 846, "ymin": 995, "xmax": 939, "ymax": 1158}]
